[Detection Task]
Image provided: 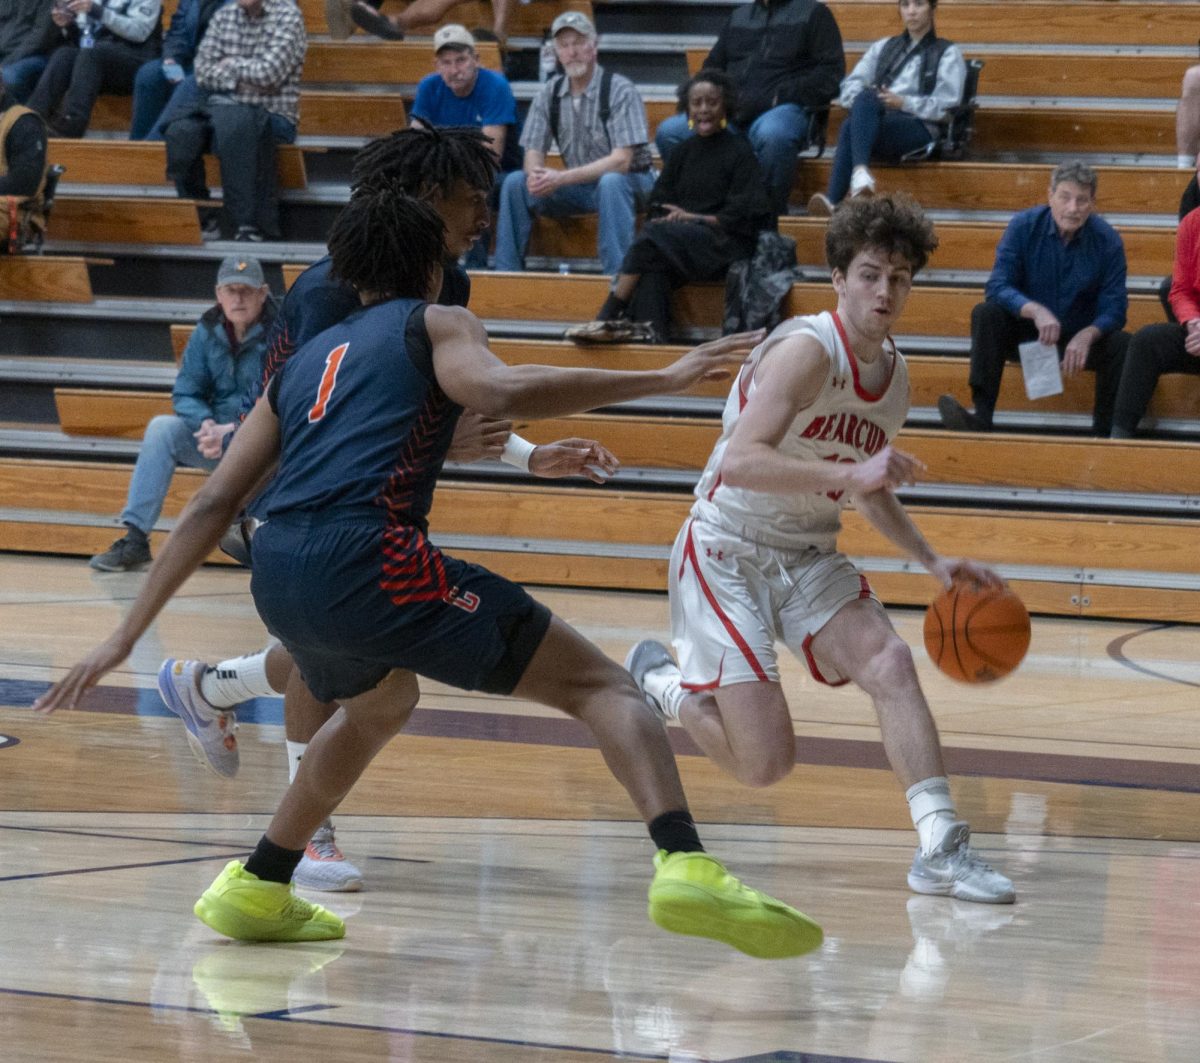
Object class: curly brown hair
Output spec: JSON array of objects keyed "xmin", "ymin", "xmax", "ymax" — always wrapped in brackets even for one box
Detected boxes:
[{"xmin": 824, "ymin": 194, "xmax": 939, "ymax": 276}]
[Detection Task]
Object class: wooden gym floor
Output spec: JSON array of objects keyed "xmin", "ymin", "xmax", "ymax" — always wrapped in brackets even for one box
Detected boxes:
[{"xmin": 2, "ymin": 552, "xmax": 1199, "ymax": 1062}]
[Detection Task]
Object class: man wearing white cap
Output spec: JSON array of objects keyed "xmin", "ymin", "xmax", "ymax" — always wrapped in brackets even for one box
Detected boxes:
[
  {"xmin": 89, "ymin": 256, "xmax": 275, "ymax": 571},
  {"xmin": 410, "ymin": 25, "xmax": 519, "ymax": 266},
  {"xmin": 493, "ymin": 11, "xmax": 655, "ymax": 276}
]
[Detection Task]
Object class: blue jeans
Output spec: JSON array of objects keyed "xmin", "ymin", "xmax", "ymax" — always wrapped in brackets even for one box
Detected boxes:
[
  {"xmin": 131, "ymin": 61, "xmax": 199, "ymax": 141},
  {"xmin": 826, "ymin": 92, "xmax": 934, "ymax": 203},
  {"xmin": 657, "ymin": 103, "xmax": 810, "ymax": 214},
  {"xmin": 493, "ymin": 168, "xmax": 656, "ymax": 275},
  {"xmin": 120, "ymin": 414, "xmax": 218, "ymax": 534},
  {"xmin": 1, "ymin": 55, "xmax": 48, "ymax": 103}
]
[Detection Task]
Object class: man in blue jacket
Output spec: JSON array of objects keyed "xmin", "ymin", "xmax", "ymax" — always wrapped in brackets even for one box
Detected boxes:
[
  {"xmin": 90, "ymin": 255, "xmax": 275, "ymax": 571},
  {"xmin": 938, "ymin": 160, "xmax": 1131, "ymax": 437},
  {"xmin": 130, "ymin": 0, "xmax": 230, "ymax": 140}
]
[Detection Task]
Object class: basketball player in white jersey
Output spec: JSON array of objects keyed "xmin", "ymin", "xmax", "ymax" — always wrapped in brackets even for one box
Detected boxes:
[{"xmin": 627, "ymin": 194, "xmax": 1015, "ymax": 904}]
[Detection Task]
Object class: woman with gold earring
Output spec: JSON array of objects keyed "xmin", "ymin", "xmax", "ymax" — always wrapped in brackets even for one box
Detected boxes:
[{"xmin": 567, "ymin": 71, "xmax": 775, "ymax": 345}]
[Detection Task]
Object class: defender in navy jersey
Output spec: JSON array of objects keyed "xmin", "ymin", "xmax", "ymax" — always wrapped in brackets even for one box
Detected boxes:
[
  {"xmin": 156, "ymin": 129, "xmax": 616, "ymax": 896},
  {"xmin": 627, "ymin": 196, "xmax": 1017, "ymax": 905},
  {"xmin": 40, "ymin": 190, "xmax": 823, "ymax": 959}
]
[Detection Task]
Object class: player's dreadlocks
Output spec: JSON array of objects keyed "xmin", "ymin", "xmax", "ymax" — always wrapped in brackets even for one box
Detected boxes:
[
  {"xmin": 825, "ymin": 193, "xmax": 939, "ymax": 276},
  {"xmin": 349, "ymin": 126, "xmax": 498, "ymax": 200},
  {"xmin": 329, "ymin": 185, "xmax": 447, "ymax": 300}
]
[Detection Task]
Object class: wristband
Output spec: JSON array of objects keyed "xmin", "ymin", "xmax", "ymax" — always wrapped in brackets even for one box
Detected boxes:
[{"xmin": 500, "ymin": 433, "xmax": 537, "ymax": 472}]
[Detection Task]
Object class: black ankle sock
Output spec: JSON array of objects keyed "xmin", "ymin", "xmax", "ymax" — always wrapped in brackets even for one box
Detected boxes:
[
  {"xmin": 244, "ymin": 834, "xmax": 306, "ymax": 884},
  {"xmin": 648, "ymin": 810, "xmax": 705, "ymax": 854},
  {"xmin": 597, "ymin": 293, "xmax": 629, "ymax": 321},
  {"xmin": 123, "ymin": 523, "xmax": 148, "ymax": 543}
]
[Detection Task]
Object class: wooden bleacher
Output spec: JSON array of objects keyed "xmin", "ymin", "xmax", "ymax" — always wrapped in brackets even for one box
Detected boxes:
[
  {"xmin": 47, "ymin": 140, "xmax": 310, "ymax": 190},
  {"xmin": 0, "ymin": 258, "xmax": 97, "ymax": 303}
]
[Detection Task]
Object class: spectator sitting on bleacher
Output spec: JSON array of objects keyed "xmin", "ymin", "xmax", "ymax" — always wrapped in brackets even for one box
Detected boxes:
[
  {"xmin": 807, "ymin": 0, "xmax": 965, "ymax": 216},
  {"xmin": 130, "ymin": 0, "xmax": 230, "ymax": 140},
  {"xmin": 655, "ymin": 0, "xmax": 844, "ymax": 216},
  {"xmin": 1111, "ymin": 206, "xmax": 1200, "ymax": 438},
  {"xmin": 409, "ymin": 24, "xmax": 519, "ymax": 268},
  {"xmin": 938, "ymin": 161, "xmax": 1130, "ymax": 438},
  {"xmin": 26, "ymin": 0, "xmax": 163, "ymax": 138},
  {"xmin": 493, "ymin": 12, "xmax": 655, "ymax": 277},
  {"xmin": 1176, "ymin": 63, "xmax": 1200, "ymax": 170},
  {"xmin": 0, "ymin": 79, "xmax": 49, "ymax": 251},
  {"xmin": 339, "ymin": 0, "xmax": 511, "ymax": 46},
  {"xmin": 0, "ymin": 0, "xmax": 58, "ymax": 103},
  {"xmin": 565, "ymin": 71, "xmax": 774, "ymax": 345},
  {"xmin": 163, "ymin": 0, "xmax": 306, "ymax": 242},
  {"xmin": 89, "ymin": 255, "xmax": 275, "ymax": 572}
]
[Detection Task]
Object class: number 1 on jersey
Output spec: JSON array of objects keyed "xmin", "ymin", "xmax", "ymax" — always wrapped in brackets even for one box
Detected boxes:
[{"xmin": 307, "ymin": 342, "xmax": 349, "ymax": 423}]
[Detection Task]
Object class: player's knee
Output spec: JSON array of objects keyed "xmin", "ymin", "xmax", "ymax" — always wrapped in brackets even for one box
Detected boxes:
[
  {"xmin": 736, "ymin": 755, "xmax": 793, "ymax": 788},
  {"xmin": 859, "ymin": 633, "xmax": 917, "ymax": 692}
]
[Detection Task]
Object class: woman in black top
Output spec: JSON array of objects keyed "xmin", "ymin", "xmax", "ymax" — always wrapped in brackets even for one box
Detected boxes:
[{"xmin": 568, "ymin": 70, "xmax": 775, "ymax": 344}]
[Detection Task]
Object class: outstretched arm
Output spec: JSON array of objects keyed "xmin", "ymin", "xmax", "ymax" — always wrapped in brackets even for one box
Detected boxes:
[
  {"xmin": 426, "ymin": 305, "xmax": 761, "ymax": 420},
  {"xmin": 34, "ymin": 400, "xmax": 282, "ymax": 714}
]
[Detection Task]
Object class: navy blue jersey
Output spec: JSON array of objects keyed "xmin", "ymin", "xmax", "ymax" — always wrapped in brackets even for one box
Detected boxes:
[
  {"xmin": 263, "ymin": 298, "xmax": 463, "ymax": 530},
  {"xmin": 238, "ymin": 256, "xmax": 472, "ymax": 423}
]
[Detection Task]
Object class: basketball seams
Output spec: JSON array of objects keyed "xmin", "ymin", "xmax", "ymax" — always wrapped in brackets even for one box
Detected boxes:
[{"xmin": 924, "ymin": 584, "xmax": 1030, "ymax": 683}]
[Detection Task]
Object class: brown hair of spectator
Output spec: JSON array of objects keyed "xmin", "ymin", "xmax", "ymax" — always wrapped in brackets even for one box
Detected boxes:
[
  {"xmin": 329, "ymin": 185, "xmax": 447, "ymax": 300},
  {"xmin": 349, "ymin": 126, "xmax": 498, "ymax": 202},
  {"xmin": 824, "ymin": 193, "xmax": 939, "ymax": 276},
  {"xmin": 675, "ymin": 69, "xmax": 738, "ymax": 118},
  {"xmin": 1049, "ymin": 160, "xmax": 1097, "ymax": 197}
]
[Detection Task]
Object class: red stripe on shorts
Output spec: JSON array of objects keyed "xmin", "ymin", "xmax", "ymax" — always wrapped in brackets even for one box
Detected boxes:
[{"xmin": 681, "ymin": 523, "xmax": 770, "ymax": 683}]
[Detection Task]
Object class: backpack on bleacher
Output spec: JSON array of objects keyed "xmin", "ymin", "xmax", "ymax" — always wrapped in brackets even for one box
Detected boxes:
[{"xmin": 0, "ymin": 104, "xmax": 50, "ymax": 254}]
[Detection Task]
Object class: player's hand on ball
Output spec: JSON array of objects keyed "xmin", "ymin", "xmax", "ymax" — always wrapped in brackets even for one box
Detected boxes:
[
  {"xmin": 671, "ymin": 330, "xmax": 765, "ymax": 386},
  {"xmin": 849, "ymin": 445, "xmax": 925, "ymax": 493},
  {"xmin": 447, "ymin": 411, "xmax": 512, "ymax": 462},
  {"xmin": 929, "ymin": 557, "xmax": 1005, "ymax": 591},
  {"xmin": 529, "ymin": 437, "xmax": 620, "ymax": 483},
  {"xmin": 33, "ymin": 634, "xmax": 133, "ymax": 715}
]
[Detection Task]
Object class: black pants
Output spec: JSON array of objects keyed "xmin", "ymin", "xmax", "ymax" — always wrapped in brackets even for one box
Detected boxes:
[
  {"xmin": 968, "ymin": 300, "xmax": 1130, "ymax": 436},
  {"xmin": 164, "ymin": 100, "xmax": 290, "ymax": 236},
  {"xmin": 1111, "ymin": 322, "xmax": 1200, "ymax": 436},
  {"xmin": 26, "ymin": 41, "xmax": 146, "ymax": 137}
]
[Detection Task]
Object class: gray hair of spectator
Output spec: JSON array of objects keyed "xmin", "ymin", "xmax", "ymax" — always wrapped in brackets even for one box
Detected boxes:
[
  {"xmin": 328, "ymin": 185, "xmax": 447, "ymax": 300},
  {"xmin": 825, "ymin": 193, "xmax": 939, "ymax": 276},
  {"xmin": 1049, "ymin": 161, "xmax": 1098, "ymax": 196},
  {"xmin": 349, "ymin": 127, "xmax": 497, "ymax": 201},
  {"xmin": 674, "ymin": 69, "xmax": 738, "ymax": 118}
]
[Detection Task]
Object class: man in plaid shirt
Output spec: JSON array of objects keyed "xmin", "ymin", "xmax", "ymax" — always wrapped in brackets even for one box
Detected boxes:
[{"xmin": 164, "ymin": 0, "xmax": 305, "ymax": 241}]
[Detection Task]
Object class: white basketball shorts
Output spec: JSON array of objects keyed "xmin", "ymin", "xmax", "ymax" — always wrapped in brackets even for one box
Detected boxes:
[{"xmin": 668, "ymin": 516, "xmax": 878, "ymax": 689}]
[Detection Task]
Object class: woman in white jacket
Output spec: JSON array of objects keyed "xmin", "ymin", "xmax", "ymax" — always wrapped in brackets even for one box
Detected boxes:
[{"xmin": 809, "ymin": 0, "xmax": 964, "ymax": 215}]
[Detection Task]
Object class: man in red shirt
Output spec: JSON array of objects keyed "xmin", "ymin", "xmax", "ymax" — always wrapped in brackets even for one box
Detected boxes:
[{"xmin": 1111, "ymin": 206, "xmax": 1200, "ymax": 437}]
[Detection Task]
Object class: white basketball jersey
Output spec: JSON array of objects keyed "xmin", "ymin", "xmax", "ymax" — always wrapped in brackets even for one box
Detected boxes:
[{"xmin": 691, "ymin": 310, "xmax": 910, "ymax": 551}]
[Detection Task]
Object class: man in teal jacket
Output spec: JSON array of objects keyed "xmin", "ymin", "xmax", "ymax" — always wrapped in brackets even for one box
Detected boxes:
[{"xmin": 90, "ymin": 255, "xmax": 275, "ymax": 571}]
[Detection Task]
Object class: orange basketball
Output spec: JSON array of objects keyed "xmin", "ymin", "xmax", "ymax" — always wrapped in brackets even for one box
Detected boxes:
[{"xmin": 923, "ymin": 583, "xmax": 1031, "ymax": 683}]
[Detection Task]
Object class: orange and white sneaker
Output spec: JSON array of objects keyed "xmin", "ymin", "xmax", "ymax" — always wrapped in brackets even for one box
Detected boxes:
[{"xmin": 294, "ymin": 820, "xmax": 363, "ymax": 893}]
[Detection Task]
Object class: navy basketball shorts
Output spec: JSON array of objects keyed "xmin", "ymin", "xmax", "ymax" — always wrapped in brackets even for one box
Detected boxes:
[{"xmin": 250, "ymin": 509, "xmax": 552, "ymax": 703}]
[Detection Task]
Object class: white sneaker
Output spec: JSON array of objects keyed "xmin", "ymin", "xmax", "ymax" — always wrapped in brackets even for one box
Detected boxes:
[
  {"xmin": 157, "ymin": 659, "xmax": 239, "ymax": 778},
  {"xmin": 907, "ymin": 822, "xmax": 1015, "ymax": 904},
  {"xmin": 850, "ymin": 166, "xmax": 876, "ymax": 197},
  {"xmin": 623, "ymin": 639, "xmax": 679, "ymax": 720},
  {"xmin": 295, "ymin": 821, "xmax": 363, "ymax": 892}
]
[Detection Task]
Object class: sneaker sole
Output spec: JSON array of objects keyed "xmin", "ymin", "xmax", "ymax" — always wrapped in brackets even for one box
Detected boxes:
[
  {"xmin": 157, "ymin": 661, "xmax": 239, "ymax": 779},
  {"xmin": 906, "ymin": 872, "xmax": 1016, "ymax": 905},
  {"xmin": 194, "ymin": 892, "xmax": 346, "ymax": 942},
  {"xmin": 649, "ymin": 882, "xmax": 823, "ymax": 959},
  {"xmin": 294, "ymin": 868, "xmax": 364, "ymax": 893}
]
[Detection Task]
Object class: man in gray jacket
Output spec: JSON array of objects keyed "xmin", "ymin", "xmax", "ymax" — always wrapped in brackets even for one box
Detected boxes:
[
  {"xmin": 91, "ymin": 256, "xmax": 275, "ymax": 571},
  {"xmin": 26, "ymin": 0, "xmax": 162, "ymax": 137}
]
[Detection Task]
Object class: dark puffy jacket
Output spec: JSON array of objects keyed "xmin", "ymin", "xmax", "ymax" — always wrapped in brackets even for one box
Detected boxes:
[
  {"xmin": 704, "ymin": 0, "xmax": 845, "ymax": 127},
  {"xmin": 0, "ymin": 0, "xmax": 57, "ymax": 65}
]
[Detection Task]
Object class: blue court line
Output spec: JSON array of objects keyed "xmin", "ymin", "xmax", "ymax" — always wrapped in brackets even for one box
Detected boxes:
[
  {"xmin": 0, "ymin": 851, "xmax": 242, "ymax": 883},
  {"xmin": 7, "ymin": 674, "xmax": 1200, "ymax": 794}
]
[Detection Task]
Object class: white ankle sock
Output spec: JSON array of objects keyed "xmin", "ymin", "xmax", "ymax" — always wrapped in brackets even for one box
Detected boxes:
[
  {"xmin": 198, "ymin": 649, "xmax": 277, "ymax": 709},
  {"xmin": 906, "ymin": 776, "xmax": 959, "ymax": 854},
  {"xmin": 286, "ymin": 740, "xmax": 307, "ymax": 783},
  {"xmin": 641, "ymin": 662, "xmax": 686, "ymax": 720}
]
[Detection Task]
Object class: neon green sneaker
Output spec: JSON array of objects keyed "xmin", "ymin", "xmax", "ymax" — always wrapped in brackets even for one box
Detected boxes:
[
  {"xmin": 648, "ymin": 850, "xmax": 823, "ymax": 959},
  {"xmin": 194, "ymin": 861, "xmax": 346, "ymax": 942}
]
